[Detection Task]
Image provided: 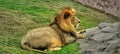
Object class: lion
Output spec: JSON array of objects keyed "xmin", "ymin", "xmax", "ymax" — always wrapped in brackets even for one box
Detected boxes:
[{"xmin": 21, "ymin": 7, "xmax": 85, "ymax": 53}]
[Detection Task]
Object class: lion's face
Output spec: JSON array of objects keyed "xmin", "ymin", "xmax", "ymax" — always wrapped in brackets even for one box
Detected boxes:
[
  {"xmin": 71, "ymin": 16, "xmax": 80, "ymax": 28},
  {"xmin": 51, "ymin": 7, "xmax": 79, "ymax": 33}
]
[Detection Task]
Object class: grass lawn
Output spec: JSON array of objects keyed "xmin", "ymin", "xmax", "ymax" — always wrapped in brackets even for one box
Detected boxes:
[{"xmin": 0, "ymin": 0, "xmax": 118, "ymax": 54}]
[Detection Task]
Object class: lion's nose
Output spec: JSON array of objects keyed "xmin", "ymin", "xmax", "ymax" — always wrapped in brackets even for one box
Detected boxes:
[{"xmin": 78, "ymin": 20, "xmax": 80, "ymax": 23}]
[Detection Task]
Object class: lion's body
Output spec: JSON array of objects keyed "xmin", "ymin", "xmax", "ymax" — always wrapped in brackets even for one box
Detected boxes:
[
  {"xmin": 21, "ymin": 7, "xmax": 85, "ymax": 53},
  {"xmin": 21, "ymin": 26, "xmax": 62, "ymax": 49},
  {"xmin": 21, "ymin": 24, "xmax": 76, "ymax": 51}
]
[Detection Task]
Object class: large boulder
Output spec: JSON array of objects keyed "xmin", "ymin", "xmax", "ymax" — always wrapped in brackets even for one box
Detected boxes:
[
  {"xmin": 77, "ymin": 22, "xmax": 120, "ymax": 54},
  {"xmin": 74, "ymin": 0, "xmax": 120, "ymax": 18}
]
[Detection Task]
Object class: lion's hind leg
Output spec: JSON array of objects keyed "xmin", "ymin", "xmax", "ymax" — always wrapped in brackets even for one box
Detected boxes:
[
  {"xmin": 21, "ymin": 42, "xmax": 49, "ymax": 54},
  {"xmin": 48, "ymin": 37, "xmax": 63, "ymax": 51},
  {"xmin": 48, "ymin": 47, "xmax": 62, "ymax": 51}
]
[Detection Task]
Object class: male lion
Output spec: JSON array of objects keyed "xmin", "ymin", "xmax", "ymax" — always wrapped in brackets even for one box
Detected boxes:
[{"xmin": 21, "ymin": 7, "xmax": 85, "ymax": 53}]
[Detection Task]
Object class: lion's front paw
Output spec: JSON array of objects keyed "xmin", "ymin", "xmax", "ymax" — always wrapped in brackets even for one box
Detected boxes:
[
  {"xmin": 76, "ymin": 30, "xmax": 86, "ymax": 39},
  {"xmin": 77, "ymin": 30, "xmax": 86, "ymax": 34},
  {"xmin": 76, "ymin": 34, "xmax": 85, "ymax": 39}
]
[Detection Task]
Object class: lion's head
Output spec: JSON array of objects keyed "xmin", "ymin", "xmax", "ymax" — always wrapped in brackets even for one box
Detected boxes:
[
  {"xmin": 71, "ymin": 16, "xmax": 80, "ymax": 28},
  {"xmin": 50, "ymin": 7, "xmax": 80, "ymax": 33}
]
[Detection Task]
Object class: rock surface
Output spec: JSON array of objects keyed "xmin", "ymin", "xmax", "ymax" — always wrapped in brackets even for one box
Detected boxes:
[
  {"xmin": 74, "ymin": 0, "xmax": 120, "ymax": 18},
  {"xmin": 77, "ymin": 22, "xmax": 120, "ymax": 54}
]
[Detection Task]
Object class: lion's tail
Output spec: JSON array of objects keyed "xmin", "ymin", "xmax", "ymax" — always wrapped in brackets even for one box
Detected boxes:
[{"xmin": 21, "ymin": 42, "xmax": 49, "ymax": 54}]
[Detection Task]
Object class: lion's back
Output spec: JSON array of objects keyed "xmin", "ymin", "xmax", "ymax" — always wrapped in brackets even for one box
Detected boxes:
[{"xmin": 21, "ymin": 27, "xmax": 55, "ymax": 48}]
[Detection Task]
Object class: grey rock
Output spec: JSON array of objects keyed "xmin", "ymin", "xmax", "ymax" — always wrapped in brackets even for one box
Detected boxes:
[
  {"xmin": 100, "ymin": 23, "xmax": 120, "ymax": 33},
  {"xmin": 98, "ymin": 22, "xmax": 112, "ymax": 29},
  {"xmin": 116, "ymin": 33, "xmax": 120, "ymax": 38},
  {"xmin": 80, "ymin": 43, "xmax": 91, "ymax": 51},
  {"xmin": 85, "ymin": 27, "xmax": 100, "ymax": 36},
  {"xmin": 77, "ymin": 22, "xmax": 120, "ymax": 54},
  {"xmin": 112, "ymin": 22, "xmax": 120, "ymax": 28},
  {"xmin": 100, "ymin": 26, "xmax": 117, "ymax": 33},
  {"xmin": 84, "ymin": 50, "xmax": 93, "ymax": 54},
  {"xmin": 91, "ymin": 33, "xmax": 116, "ymax": 42},
  {"xmin": 93, "ymin": 52, "xmax": 112, "ymax": 54},
  {"xmin": 103, "ymin": 40, "xmax": 119, "ymax": 52},
  {"xmin": 85, "ymin": 27, "xmax": 100, "ymax": 40},
  {"xmin": 112, "ymin": 23, "xmax": 120, "ymax": 32}
]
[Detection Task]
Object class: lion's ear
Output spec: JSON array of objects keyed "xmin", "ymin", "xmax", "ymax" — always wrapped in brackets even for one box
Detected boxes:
[{"xmin": 64, "ymin": 12, "xmax": 70, "ymax": 19}]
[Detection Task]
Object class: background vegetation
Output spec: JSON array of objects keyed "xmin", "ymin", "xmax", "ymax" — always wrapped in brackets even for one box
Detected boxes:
[{"xmin": 0, "ymin": 0, "xmax": 118, "ymax": 54}]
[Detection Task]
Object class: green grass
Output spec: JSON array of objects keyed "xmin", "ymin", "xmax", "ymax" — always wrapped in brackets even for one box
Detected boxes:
[{"xmin": 0, "ymin": 0, "xmax": 118, "ymax": 54}]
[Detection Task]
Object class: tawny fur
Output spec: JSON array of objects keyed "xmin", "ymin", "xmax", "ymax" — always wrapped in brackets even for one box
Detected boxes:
[{"xmin": 21, "ymin": 7, "xmax": 85, "ymax": 53}]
